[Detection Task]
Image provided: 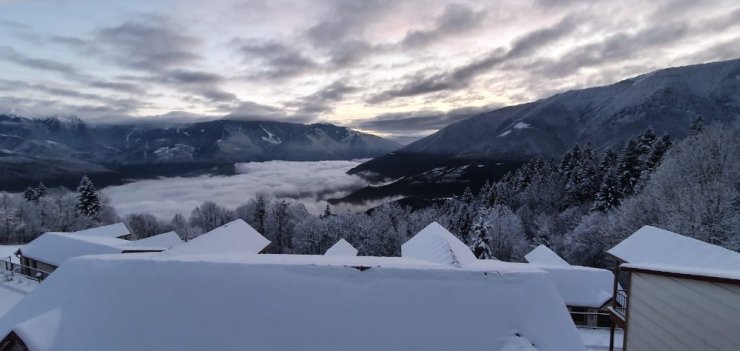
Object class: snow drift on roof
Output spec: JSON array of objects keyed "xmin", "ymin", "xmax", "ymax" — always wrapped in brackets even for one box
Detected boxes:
[
  {"xmin": 20, "ymin": 233, "xmax": 128, "ymax": 266},
  {"xmin": 73, "ymin": 223, "xmax": 130, "ymax": 239},
  {"xmin": 607, "ymin": 225, "xmax": 740, "ymax": 270},
  {"xmin": 401, "ymin": 222, "xmax": 476, "ymax": 267},
  {"xmin": 530, "ymin": 264, "xmax": 614, "ymax": 308},
  {"xmin": 123, "ymin": 232, "xmax": 183, "ymax": 249},
  {"xmin": 0, "ymin": 254, "xmax": 586, "ymax": 351},
  {"xmin": 324, "ymin": 239, "xmax": 358, "ymax": 256},
  {"xmin": 525, "ymin": 245, "xmax": 569, "ymax": 266},
  {"xmin": 165, "ymin": 219, "xmax": 270, "ymax": 255}
]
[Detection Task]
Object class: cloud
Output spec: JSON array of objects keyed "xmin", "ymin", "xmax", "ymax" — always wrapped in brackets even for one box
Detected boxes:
[
  {"xmin": 232, "ymin": 39, "xmax": 318, "ymax": 79},
  {"xmin": 350, "ymin": 105, "xmax": 499, "ymax": 135},
  {"xmin": 401, "ymin": 3, "xmax": 486, "ymax": 48},
  {"xmin": 0, "ymin": 46, "xmax": 81, "ymax": 76},
  {"xmin": 102, "ymin": 159, "xmax": 370, "ymax": 219},
  {"xmin": 97, "ymin": 18, "xmax": 201, "ymax": 71},
  {"xmin": 368, "ymin": 13, "xmax": 582, "ymax": 102},
  {"xmin": 290, "ymin": 80, "xmax": 357, "ymax": 115}
]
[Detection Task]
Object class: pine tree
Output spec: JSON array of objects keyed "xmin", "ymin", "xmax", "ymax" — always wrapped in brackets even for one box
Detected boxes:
[
  {"xmin": 76, "ymin": 175, "xmax": 101, "ymax": 220},
  {"xmin": 645, "ymin": 134, "xmax": 672, "ymax": 172},
  {"xmin": 23, "ymin": 187, "xmax": 38, "ymax": 202},
  {"xmin": 253, "ymin": 193, "xmax": 267, "ymax": 234},
  {"xmin": 616, "ymin": 139, "xmax": 642, "ymax": 197},
  {"xmin": 36, "ymin": 182, "xmax": 47, "ymax": 198},
  {"xmin": 591, "ymin": 172, "xmax": 621, "ymax": 212},
  {"xmin": 690, "ymin": 117, "xmax": 704, "ymax": 135},
  {"xmin": 470, "ymin": 216, "xmax": 493, "ymax": 259},
  {"xmin": 321, "ymin": 204, "xmax": 333, "ymax": 219},
  {"xmin": 637, "ymin": 128, "xmax": 657, "ymax": 155},
  {"xmin": 272, "ymin": 200, "xmax": 290, "ymax": 253}
]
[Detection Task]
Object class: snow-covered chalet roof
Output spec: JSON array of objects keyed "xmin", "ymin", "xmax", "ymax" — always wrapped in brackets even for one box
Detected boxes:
[
  {"xmin": 0, "ymin": 253, "xmax": 586, "ymax": 351},
  {"xmin": 72, "ymin": 223, "xmax": 130, "ymax": 239},
  {"xmin": 165, "ymin": 219, "xmax": 270, "ymax": 255},
  {"xmin": 524, "ymin": 245, "xmax": 569, "ymax": 266},
  {"xmin": 401, "ymin": 222, "xmax": 477, "ymax": 267},
  {"xmin": 324, "ymin": 238, "xmax": 358, "ymax": 256},
  {"xmin": 530, "ymin": 264, "xmax": 614, "ymax": 308},
  {"xmin": 607, "ymin": 225, "xmax": 740, "ymax": 270},
  {"xmin": 20, "ymin": 233, "xmax": 130, "ymax": 267},
  {"xmin": 123, "ymin": 232, "xmax": 183, "ymax": 250}
]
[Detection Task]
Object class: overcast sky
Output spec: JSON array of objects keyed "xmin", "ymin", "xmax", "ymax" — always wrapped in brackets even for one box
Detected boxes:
[{"xmin": 1, "ymin": 0, "xmax": 738, "ymax": 140}]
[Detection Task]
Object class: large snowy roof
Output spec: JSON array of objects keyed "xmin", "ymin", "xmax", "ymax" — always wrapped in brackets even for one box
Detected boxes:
[
  {"xmin": 72, "ymin": 223, "xmax": 130, "ymax": 239},
  {"xmin": 123, "ymin": 232, "xmax": 183, "ymax": 249},
  {"xmin": 524, "ymin": 245, "xmax": 569, "ymax": 266},
  {"xmin": 0, "ymin": 254, "xmax": 586, "ymax": 351},
  {"xmin": 165, "ymin": 219, "xmax": 271, "ymax": 255},
  {"xmin": 324, "ymin": 239, "xmax": 358, "ymax": 256},
  {"xmin": 20, "ymin": 233, "xmax": 129, "ymax": 266},
  {"xmin": 607, "ymin": 226, "xmax": 740, "ymax": 270},
  {"xmin": 401, "ymin": 222, "xmax": 477, "ymax": 267}
]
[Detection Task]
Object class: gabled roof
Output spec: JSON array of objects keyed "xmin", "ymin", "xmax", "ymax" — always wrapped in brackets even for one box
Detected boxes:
[
  {"xmin": 0, "ymin": 254, "xmax": 586, "ymax": 351},
  {"xmin": 401, "ymin": 222, "xmax": 476, "ymax": 267},
  {"xmin": 166, "ymin": 219, "xmax": 270, "ymax": 255},
  {"xmin": 524, "ymin": 245, "xmax": 569, "ymax": 266},
  {"xmin": 529, "ymin": 264, "xmax": 614, "ymax": 308},
  {"xmin": 73, "ymin": 223, "xmax": 130, "ymax": 239},
  {"xmin": 324, "ymin": 239, "xmax": 358, "ymax": 256},
  {"xmin": 607, "ymin": 225, "xmax": 740, "ymax": 270},
  {"xmin": 123, "ymin": 232, "xmax": 183, "ymax": 250},
  {"xmin": 20, "ymin": 233, "xmax": 129, "ymax": 266}
]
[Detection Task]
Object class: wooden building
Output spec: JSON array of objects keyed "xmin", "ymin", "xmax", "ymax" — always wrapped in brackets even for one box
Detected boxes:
[{"xmin": 606, "ymin": 225, "xmax": 740, "ymax": 351}]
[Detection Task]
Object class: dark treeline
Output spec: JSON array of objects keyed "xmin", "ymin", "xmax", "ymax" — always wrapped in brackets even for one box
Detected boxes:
[{"xmin": 2, "ymin": 120, "xmax": 738, "ymax": 269}]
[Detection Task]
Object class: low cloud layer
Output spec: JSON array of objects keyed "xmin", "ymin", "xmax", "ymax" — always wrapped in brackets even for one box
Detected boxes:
[{"xmin": 102, "ymin": 160, "xmax": 370, "ymax": 219}]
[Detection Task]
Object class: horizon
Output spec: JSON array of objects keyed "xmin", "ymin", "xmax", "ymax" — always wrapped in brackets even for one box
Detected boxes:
[{"xmin": 1, "ymin": 0, "xmax": 738, "ymax": 141}]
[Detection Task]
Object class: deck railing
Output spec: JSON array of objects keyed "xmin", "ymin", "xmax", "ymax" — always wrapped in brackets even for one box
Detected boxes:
[
  {"xmin": 614, "ymin": 287, "xmax": 628, "ymax": 318},
  {"xmin": 2, "ymin": 256, "xmax": 50, "ymax": 282}
]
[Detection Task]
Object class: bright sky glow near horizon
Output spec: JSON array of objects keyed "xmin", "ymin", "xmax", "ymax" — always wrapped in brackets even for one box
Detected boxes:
[{"xmin": 1, "ymin": 0, "xmax": 738, "ymax": 141}]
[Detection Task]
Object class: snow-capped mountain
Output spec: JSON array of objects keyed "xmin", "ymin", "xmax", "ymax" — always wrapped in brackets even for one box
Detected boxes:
[
  {"xmin": 350, "ymin": 58, "xmax": 740, "ymax": 181},
  {"xmin": 0, "ymin": 116, "xmax": 400, "ymax": 189}
]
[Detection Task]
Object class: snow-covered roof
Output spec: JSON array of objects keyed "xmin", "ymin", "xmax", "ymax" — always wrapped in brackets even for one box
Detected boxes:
[
  {"xmin": 525, "ymin": 245, "xmax": 569, "ymax": 266},
  {"xmin": 20, "ymin": 233, "xmax": 129, "ymax": 267},
  {"xmin": 165, "ymin": 219, "xmax": 270, "ymax": 255},
  {"xmin": 123, "ymin": 232, "xmax": 183, "ymax": 249},
  {"xmin": 621, "ymin": 263, "xmax": 740, "ymax": 282},
  {"xmin": 72, "ymin": 223, "xmax": 130, "ymax": 239},
  {"xmin": 0, "ymin": 254, "xmax": 586, "ymax": 351},
  {"xmin": 324, "ymin": 238, "xmax": 358, "ymax": 256},
  {"xmin": 607, "ymin": 226, "xmax": 740, "ymax": 270},
  {"xmin": 401, "ymin": 222, "xmax": 477, "ymax": 267},
  {"xmin": 530, "ymin": 264, "xmax": 614, "ymax": 308}
]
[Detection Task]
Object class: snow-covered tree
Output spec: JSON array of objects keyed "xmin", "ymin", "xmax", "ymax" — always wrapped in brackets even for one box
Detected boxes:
[
  {"xmin": 125, "ymin": 213, "xmax": 168, "ymax": 239},
  {"xmin": 481, "ymin": 205, "xmax": 528, "ymax": 261},
  {"xmin": 470, "ymin": 216, "xmax": 494, "ymax": 259},
  {"xmin": 76, "ymin": 175, "xmax": 101, "ymax": 220},
  {"xmin": 189, "ymin": 201, "xmax": 233, "ymax": 233}
]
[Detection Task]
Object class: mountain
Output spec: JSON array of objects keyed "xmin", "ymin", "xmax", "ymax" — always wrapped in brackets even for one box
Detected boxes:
[
  {"xmin": 0, "ymin": 116, "xmax": 400, "ymax": 190},
  {"xmin": 344, "ymin": 58, "xmax": 740, "ymax": 201}
]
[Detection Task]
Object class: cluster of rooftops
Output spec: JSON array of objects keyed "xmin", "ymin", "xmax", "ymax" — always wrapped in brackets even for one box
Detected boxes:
[{"xmin": 1, "ymin": 220, "xmax": 738, "ymax": 351}]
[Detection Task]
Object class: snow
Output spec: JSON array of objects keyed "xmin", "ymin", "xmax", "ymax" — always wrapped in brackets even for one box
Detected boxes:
[
  {"xmin": 123, "ymin": 232, "xmax": 183, "ymax": 249},
  {"xmin": 324, "ymin": 238, "xmax": 358, "ymax": 256},
  {"xmin": 20, "ymin": 233, "xmax": 130, "ymax": 267},
  {"xmin": 260, "ymin": 125, "xmax": 282, "ymax": 144},
  {"xmin": 525, "ymin": 245, "xmax": 569, "ymax": 266},
  {"xmin": 499, "ymin": 130, "xmax": 512, "ymax": 137},
  {"xmin": 579, "ymin": 328, "xmax": 622, "ymax": 351},
  {"xmin": 607, "ymin": 225, "xmax": 740, "ymax": 270},
  {"xmin": 620, "ymin": 263, "xmax": 740, "ymax": 281},
  {"xmin": 401, "ymin": 222, "xmax": 477, "ymax": 268},
  {"xmin": 514, "ymin": 122, "xmax": 531, "ymax": 129},
  {"xmin": 0, "ymin": 253, "xmax": 586, "ymax": 351},
  {"xmin": 73, "ymin": 223, "xmax": 130, "ymax": 239},
  {"xmin": 0, "ymin": 245, "xmax": 22, "ymax": 263},
  {"xmin": 165, "ymin": 219, "xmax": 270, "ymax": 256},
  {"xmin": 530, "ymin": 264, "xmax": 614, "ymax": 308}
]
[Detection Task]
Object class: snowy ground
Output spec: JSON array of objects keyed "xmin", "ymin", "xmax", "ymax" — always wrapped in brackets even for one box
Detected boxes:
[
  {"xmin": 0, "ymin": 244, "xmax": 36, "ymax": 318},
  {"xmin": 0, "ymin": 245, "xmax": 21, "ymax": 263},
  {"xmin": 578, "ymin": 328, "xmax": 623, "ymax": 351}
]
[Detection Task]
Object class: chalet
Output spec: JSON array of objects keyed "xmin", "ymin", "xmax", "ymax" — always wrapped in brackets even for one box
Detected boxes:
[
  {"xmin": 606, "ymin": 225, "xmax": 740, "ymax": 351},
  {"xmin": 72, "ymin": 222, "xmax": 132, "ymax": 240},
  {"xmin": 165, "ymin": 219, "xmax": 270, "ymax": 255},
  {"xmin": 401, "ymin": 222, "xmax": 478, "ymax": 267},
  {"xmin": 324, "ymin": 238, "xmax": 358, "ymax": 256},
  {"xmin": 0, "ymin": 252, "xmax": 588, "ymax": 351},
  {"xmin": 525, "ymin": 245, "xmax": 614, "ymax": 328}
]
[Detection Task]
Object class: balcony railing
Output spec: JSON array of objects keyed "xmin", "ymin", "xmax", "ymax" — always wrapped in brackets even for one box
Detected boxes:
[
  {"xmin": 613, "ymin": 287, "xmax": 628, "ymax": 319},
  {"xmin": 2, "ymin": 256, "xmax": 50, "ymax": 282}
]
